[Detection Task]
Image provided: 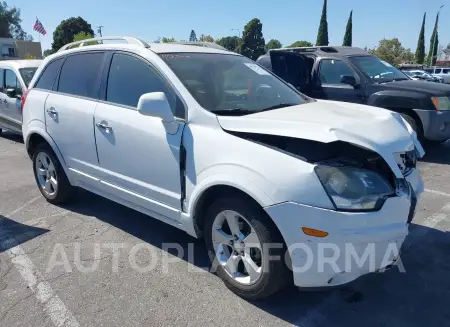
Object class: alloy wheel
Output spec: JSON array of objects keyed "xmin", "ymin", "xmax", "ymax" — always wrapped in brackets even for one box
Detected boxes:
[
  {"xmin": 35, "ymin": 152, "xmax": 58, "ymax": 197},
  {"xmin": 211, "ymin": 210, "xmax": 263, "ymax": 285}
]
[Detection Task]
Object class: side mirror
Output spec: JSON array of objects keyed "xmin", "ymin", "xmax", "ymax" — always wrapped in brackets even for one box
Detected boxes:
[
  {"xmin": 6, "ymin": 88, "xmax": 16, "ymax": 98},
  {"xmin": 340, "ymin": 75, "xmax": 357, "ymax": 87},
  {"xmin": 137, "ymin": 92, "xmax": 174, "ymax": 122}
]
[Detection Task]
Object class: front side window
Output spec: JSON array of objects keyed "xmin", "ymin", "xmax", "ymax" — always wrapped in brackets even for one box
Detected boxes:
[
  {"xmin": 105, "ymin": 53, "xmax": 179, "ymax": 116},
  {"xmin": 435, "ymin": 68, "xmax": 442, "ymax": 74},
  {"xmin": 160, "ymin": 52, "xmax": 309, "ymax": 116},
  {"xmin": 319, "ymin": 59, "xmax": 355, "ymax": 84},
  {"xmin": 35, "ymin": 58, "xmax": 64, "ymax": 90},
  {"xmin": 443, "ymin": 68, "xmax": 450, "ymax": 74},
  {"xmin": 4, "ymin": 69, "xmax": 21, "ymax": 96},
  {"xmin": 349, "ymin": 56, "xmax": 408, "ymax": 83},
  {"xmin": 58, "ymin": 52, "xmax": 104, "ymax": 99}
]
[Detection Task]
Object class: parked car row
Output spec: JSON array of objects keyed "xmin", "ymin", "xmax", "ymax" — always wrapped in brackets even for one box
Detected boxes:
[
  {"xmin": 0, "ymin": 37, "xmax": 437, "ymax": 300},
  {"xmin": 403, "ymin": 70, "xmax": 444, "ymax": 83}
]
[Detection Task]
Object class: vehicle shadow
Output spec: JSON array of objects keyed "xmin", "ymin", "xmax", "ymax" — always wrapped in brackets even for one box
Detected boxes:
[
  {"xmin": 0, "ymin": 131, "xmax": 24, "ymax": 144},
  {"xmin": 58, "ymin": 190, "xmax": 450, "ymax": 326},
  {"xmin": 0, "ymin": 216, "xmax": 49, "ymax": 252},
  {"xmin": 420, "ymin": 141, "xmax": 450, "ymax": 165}
]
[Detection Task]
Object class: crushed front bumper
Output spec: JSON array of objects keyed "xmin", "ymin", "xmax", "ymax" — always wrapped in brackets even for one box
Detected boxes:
[{"xmin": 264, "ymin": 169, "xmax": 424, "ymax": 288}]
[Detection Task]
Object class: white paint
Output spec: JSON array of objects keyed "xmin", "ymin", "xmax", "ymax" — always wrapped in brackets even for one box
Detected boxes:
[
  {"xmin": 0, "ymin": 196, "xmax": 80, "ymax": 327},
  {"xmin": 294, "ymin": 200, "xmax": 450, "ymax": 327},
  {"xmin": 425, "ymin": 188, "xmax": 450, "ymax": 197}
]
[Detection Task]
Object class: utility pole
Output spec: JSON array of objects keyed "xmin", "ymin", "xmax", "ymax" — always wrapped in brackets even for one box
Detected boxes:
[
  {"xmin": 429, "ymin": 5, "xmax": 444, "ymax": 66},
  {"xmin": 97, "ymin": 25, "xmax": 103, "ymax": 37},
  {"xmin": 231, "ymin": 28, "xmax": 241, "ymax": 38}
]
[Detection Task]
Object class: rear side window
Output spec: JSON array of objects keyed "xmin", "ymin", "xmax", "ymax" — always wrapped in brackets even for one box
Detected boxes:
[
  {"xmin": 435, "ymin": 68, "xmax": 442, "ymax": 74},
  {"xmin": 35, "ymin": 58, "xmax": 64, "ymax": 90},
  {"xmin": 443, "ymin": 69, "xmax": 450, "ymax": 74},
  {"xmin": 4, "ymin": 69, "xmax": 21, "ymax": 95},
  {"xmin": 58, "ymin": 52, "xmax": 104, "ymax": 99}
]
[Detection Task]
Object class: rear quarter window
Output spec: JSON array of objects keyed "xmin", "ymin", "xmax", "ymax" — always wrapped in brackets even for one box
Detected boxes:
[{"xmin": 35, "ymin": 58, "xmax": 64, "ymax": 90}]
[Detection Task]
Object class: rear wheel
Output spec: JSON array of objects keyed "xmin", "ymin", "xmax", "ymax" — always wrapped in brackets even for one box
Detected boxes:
[
  {"xmin": 32, "ymin": 143, "xmax": 74, "ymax": 204},
  {"xmin": 204, "ymin": 196, "xmax": 291, "ymax": 300}
]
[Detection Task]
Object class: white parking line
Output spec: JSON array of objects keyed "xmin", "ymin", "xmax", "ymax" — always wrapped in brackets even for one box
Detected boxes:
[
  {"xmin": 0, "ymin": 196, "xmax": 80, "ymax": 327},
  {"xmin": 294, "ymin": 200, "xmax": 450, "ymax": 327},
  {"xmin": 425, "ymin": 188, "xmax": 450, "ymax": 197}
]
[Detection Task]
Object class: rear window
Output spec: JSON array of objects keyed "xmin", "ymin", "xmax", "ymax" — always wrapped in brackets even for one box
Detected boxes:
[
  {"xmin": 57, "ymin": 52, "xmax": 104, "ymax": 99},
  {"xmin": 19, "ymin": 67, "xmax": 38, "ymax": 87},
  {"xmin": 35, "ymin": 58, "xmax": 64, "ymax": 90}
]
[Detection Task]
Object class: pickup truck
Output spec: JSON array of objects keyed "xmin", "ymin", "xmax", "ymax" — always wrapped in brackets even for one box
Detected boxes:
[{"xmin": 257, "ymin": 46, "xmax": 450, "ymax": 144}]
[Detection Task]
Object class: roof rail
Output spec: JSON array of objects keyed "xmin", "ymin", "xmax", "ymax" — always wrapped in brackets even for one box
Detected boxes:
[
  {"xmin": 169, "ymin": 41, "xmax": 227, "ymax": 51},
  {"xmin": 58, "ymin": 36, "xmax": 151, "ymax": 52}
]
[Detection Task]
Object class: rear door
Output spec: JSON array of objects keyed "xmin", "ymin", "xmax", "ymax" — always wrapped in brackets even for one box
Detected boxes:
[
  {"xmin": 45, "ymin": 51, "xmax": 106, "ymax": 182},
  {"xmin": 313, "ymin": 58, "xmax": 366, "ymax": 103}
]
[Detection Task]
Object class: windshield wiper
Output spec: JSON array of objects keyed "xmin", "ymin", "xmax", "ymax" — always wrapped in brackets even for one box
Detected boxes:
[
  {"xmin": 210, "ymin": 108, "xmax": 254, "ymax": 116},
  {"xmin": 377, "ymin": 77, "xmax": 409, "ymax": 84}
]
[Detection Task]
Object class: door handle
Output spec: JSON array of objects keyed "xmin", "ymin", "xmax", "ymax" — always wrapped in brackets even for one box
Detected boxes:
[
  {"xmin": 96, "ymin": 122, "xmax": 112, "ymax": 132},
  {"xmin": 46, "ymin": 107, "xmax": 57, "ymax": 115}
]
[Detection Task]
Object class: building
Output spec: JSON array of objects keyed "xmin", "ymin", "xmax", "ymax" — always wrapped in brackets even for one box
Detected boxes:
[
  {"xmin": 0, "ymin": 38, "xmax": 43, "ymax": 60},
  {"xmin": 436, "ymin": 48, "xmax": 450, "ymax": 67}
]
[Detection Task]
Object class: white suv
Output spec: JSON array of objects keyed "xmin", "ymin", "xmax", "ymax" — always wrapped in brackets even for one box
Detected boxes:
[{"xmin": 22, "ymin": 36, "xmax": 425, "ymax": 300}]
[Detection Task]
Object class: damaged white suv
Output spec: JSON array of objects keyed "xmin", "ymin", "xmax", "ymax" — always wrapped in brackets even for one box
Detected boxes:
[{"xmin": 22, "ymin": 37, "xmax": 424, "ymax": 300}]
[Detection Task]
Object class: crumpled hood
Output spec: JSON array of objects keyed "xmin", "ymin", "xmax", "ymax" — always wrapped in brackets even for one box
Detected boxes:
[{"xmin": 217, "ymin": 100, "xmax": 425, "ymax": 177}]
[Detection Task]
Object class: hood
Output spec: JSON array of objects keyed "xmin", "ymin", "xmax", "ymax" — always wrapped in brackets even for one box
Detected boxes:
[
  {"xmin": 217, "ymin": 100, "xmax": 424, "ymax": 177},
  {"xmin": 379, "ymin": 79, "xmax": 450, "ymax": 96}
]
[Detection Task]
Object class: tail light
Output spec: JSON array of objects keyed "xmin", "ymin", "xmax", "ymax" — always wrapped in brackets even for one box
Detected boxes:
[{"xmin": 21, "ymin": 89, "xmax": 31, "ymax": 111}]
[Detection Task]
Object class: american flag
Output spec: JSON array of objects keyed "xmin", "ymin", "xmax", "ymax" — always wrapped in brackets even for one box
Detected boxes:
[{"xmin": 33, "ymin": 19, "xmax": 46, "ymax": 36}]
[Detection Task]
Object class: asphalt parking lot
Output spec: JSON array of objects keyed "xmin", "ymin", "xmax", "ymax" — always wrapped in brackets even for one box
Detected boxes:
[{"xmin": 0, "ymin": 131, "xmax": 449, "ymax": 327}]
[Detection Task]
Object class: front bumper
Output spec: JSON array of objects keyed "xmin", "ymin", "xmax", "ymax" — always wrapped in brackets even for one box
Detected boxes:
[
  {"xmin": 414, "ymin": 109, "xmax": 450, "ymax": 141},
  {"xmin": 264, "ymin": 169, "xmax": 424, "ymax": 288}
]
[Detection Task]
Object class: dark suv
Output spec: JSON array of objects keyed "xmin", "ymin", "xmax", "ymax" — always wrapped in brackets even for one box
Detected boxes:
[{"xmin": 257, "ymin": 46, "xmax": 450, "ymax": 144}]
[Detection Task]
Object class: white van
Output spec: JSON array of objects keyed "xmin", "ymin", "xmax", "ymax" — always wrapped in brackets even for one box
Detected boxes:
[{"xmin": 22, "ymin": 37, "xmax": 424, "ymax": 300}]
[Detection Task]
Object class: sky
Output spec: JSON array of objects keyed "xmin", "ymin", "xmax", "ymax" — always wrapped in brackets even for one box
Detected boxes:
[{"xmin": 12, "ymin": 0, "xmax": 450, "ymax": 53}]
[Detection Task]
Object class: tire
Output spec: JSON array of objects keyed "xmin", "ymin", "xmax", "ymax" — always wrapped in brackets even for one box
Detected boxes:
[
  {"xmin": 204, "ymin": 196, "xmax": 291, "ymax": 300},
  {"xmin": 401, "ymin": 114, "xmax": 424, "ymax": 143},
  {"xmin": 32, "ymin": 143, "xmax": 74, "ymax": 204}
]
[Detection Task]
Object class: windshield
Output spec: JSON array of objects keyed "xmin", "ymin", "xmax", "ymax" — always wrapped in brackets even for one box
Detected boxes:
[
  {"xmin": 19, "ymin": 67, "xmax": 38, "ymax": 87},
  {"xmin": 349, "ymin": 56, "xmax": 408, "ymax": 83},
  {"xmin": 160, "ymin": 53, "xmax": 309, "ymax": 115}
]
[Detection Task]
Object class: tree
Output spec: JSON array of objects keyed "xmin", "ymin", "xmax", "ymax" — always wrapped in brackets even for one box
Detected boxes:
[
  {"xmin": 368, "ymin": 38, "xmax": 414, "ymax": 66},
  {"xmin": 51, "ymin": 17, "xmax": 94, "ymax": 52},
  {"xmin": 199, "ymin": 34, "xmax": 214, "ymax": 42},
  {"xmin": 316, "ymin": 0, "xmax": 328, "ymax": 46},
  {"xmin": 427, "ymin": 12, "xmax": 440, "ymax": 66},
  {"xmin": 342, "ymin": 10, "xmax": 352, "ymax": 46},
  {"xmin": 189, "ymin": 30, "xmax": 197, "ymax": 42},
  {"xmin": 161, "ymin": 37, "xmax": 176, "ymax": 43},
  {"xmin": 237, "ymin": 18, "xmax": 266, "ymax": 60},
  {"xmin": 0, "ymin": 1, "xmax": 33, "ymax": 40},
  {"xmin": 415, "ymin": 13, "xmax": 426, "ymax": 64},
  {"xmin": 43, "ymin": 49, "xmax": 54, "ymax": 57},
  {"xmin": 266, "ymin": 39, "xmax": 282, "ymax": 50},
  {"xmin": 215, "ymin": 36, "xmax": 241, "ymax": 52},
  {"xmin": 288, "ymin": 40, "xmax": 313, "ymax": 48},
  {"xmin": 73, "ymin": 31, "xmax": 93, "ymax": 42}
]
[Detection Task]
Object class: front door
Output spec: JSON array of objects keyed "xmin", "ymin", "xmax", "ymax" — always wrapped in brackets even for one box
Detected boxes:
[
  {"xmin": 0, "ymin": 69, "xmax": 23, "ymax": 131},
  {"xmin": 94, "ymin": 52, "xmax": 185, "ymax": 222},
  {"xmin": 313, "ymin": 58, "xmax": 366, "ymax": 103}
]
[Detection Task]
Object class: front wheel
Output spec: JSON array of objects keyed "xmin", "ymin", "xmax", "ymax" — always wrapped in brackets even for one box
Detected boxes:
[
  {"xmin": 32, "ymin": 143, "xmax": 74, "ymax": 204},
  {"xmin": 204, "ymin": 197, "xmax": 291, "ymax": 300}
]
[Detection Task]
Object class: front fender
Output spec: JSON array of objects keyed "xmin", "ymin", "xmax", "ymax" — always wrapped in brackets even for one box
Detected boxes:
[
  {"xmin": 367, "ymin": 91, "xmax": 423, "ymax": 109},
  {"xmin": 186, "ymin": 166, "xmax": 275, "ymax": 219}
]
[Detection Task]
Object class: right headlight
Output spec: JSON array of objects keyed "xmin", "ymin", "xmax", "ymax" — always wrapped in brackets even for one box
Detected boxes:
[{"xmin": 315, "ymin": 165, "xmax": 394, "ymax": 212}]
